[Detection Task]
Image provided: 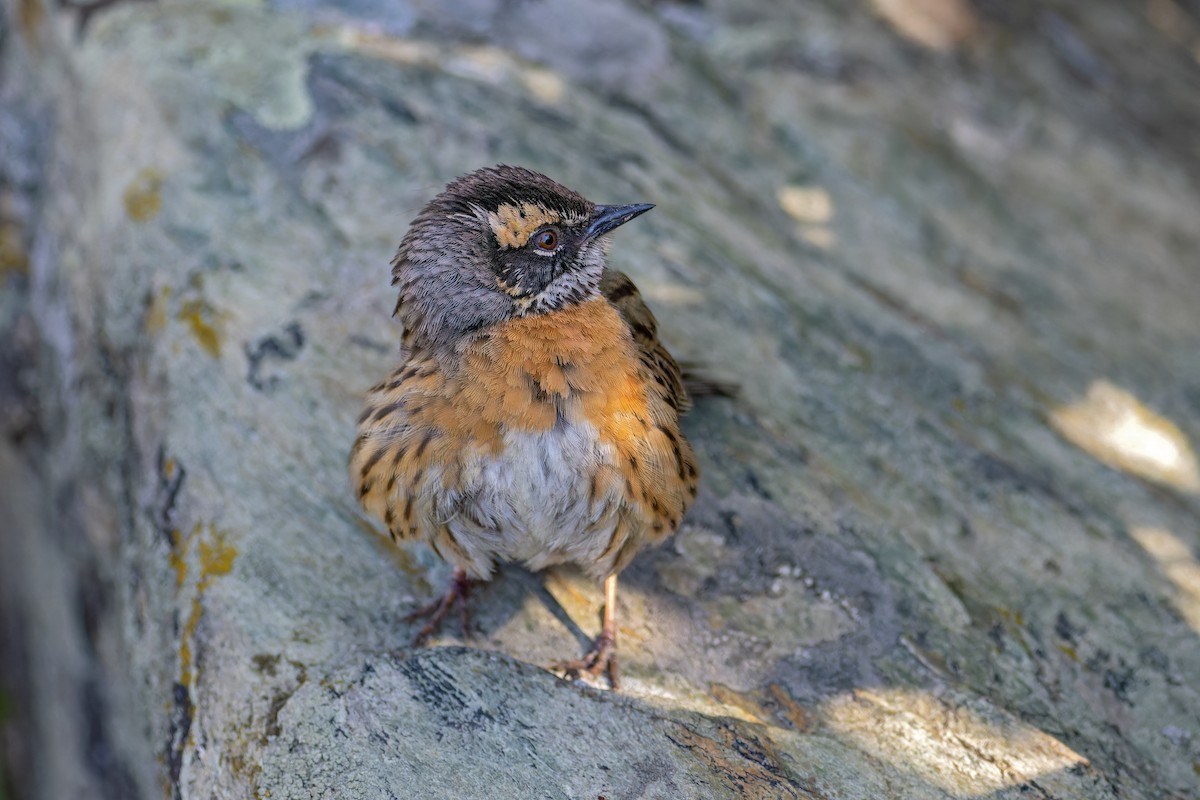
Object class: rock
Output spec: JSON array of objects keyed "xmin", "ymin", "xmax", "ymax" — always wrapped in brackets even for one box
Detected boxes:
[{"xmin": 2, "ymin": 0, "xmax": 1199, "ymax": 798}]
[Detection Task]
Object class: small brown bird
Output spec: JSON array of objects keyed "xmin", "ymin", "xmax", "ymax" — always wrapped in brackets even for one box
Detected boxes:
[{"xmin": 349, "ymin": 165, "xmax": 699, "ymax": 687}]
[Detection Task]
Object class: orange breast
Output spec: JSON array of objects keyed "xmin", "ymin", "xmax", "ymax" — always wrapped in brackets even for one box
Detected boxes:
[
  {"xmin": 460, "ymin": 299, "xmax": 648, "ymax": 433},
  {"xmin": 350, "ymin": 298, "xmax": 698, "ymax": 575}
]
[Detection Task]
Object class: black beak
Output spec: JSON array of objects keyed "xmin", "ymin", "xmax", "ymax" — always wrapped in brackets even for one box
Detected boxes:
[{"xmin": 586, "ymin": 203, "xmax": 654, "ymax": 239}]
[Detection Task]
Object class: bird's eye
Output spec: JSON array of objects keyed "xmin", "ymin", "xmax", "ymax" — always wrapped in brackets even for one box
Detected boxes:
[{"xmin": 533, "ymin": 228, "xmax": 559, "ymax": 251}]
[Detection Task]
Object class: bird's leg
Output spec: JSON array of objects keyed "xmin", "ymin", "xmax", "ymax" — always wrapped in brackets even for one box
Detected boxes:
[
  {"xmin": 404, "ymin": 566, "xmax": 475, "ymax": 646},
  {"xmin": 553, "ymin": 573, "xmax": 620, "ymax": 689}
]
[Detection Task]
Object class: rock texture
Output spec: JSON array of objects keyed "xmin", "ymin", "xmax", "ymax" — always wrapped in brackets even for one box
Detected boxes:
[{"xmin": 2, "ymin": 0, "xmax": 1200, "ymax": 798}]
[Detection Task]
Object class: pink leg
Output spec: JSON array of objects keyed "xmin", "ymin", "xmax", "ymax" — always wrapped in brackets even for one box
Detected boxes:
[
  {"xmin": 404, "ymin": 566, "xmax": 475, "ymax": 646},
  {"xmin": 553, "ymin": 573, "xmax": 620, "ymax": 689}
]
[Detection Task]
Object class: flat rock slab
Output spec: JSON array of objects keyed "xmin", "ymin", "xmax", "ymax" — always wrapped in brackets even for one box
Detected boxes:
[{"xmin": 257, "ymin": 646, "xmax": 1115, "ymax": 800}]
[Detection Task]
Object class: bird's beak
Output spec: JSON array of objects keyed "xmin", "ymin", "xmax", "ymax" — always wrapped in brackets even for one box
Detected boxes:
[{"xmin": 586, "ymin": 203, "xmax": 654, "ymax": 239}]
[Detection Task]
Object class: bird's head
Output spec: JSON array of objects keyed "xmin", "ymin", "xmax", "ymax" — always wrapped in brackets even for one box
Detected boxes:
[{"xmin": 391, "ymin": 165, "xmax": 652, "ymax": 349}]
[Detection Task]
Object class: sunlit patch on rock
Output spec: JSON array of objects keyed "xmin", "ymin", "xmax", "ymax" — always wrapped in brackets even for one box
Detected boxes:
[
  {"xmin": 822, "ymin": 688, "xmax": 1091, "ymax": 796},
  {"xmin": 777, "ymin": 184, "xmax": 836, "ymax": 250},
  {"xmin": 1049, "ymin": 380, "xmax": 1200, "ymax": 493},
  {"xmin": 1131, "ymin": 526, "xmax": 1200, "ymax": 632},
  {"xmin": 870, "ymin": 0, "xmax": 979, "ymax": 52}
]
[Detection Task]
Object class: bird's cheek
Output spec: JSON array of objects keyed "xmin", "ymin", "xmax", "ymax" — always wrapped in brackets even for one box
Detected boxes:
[
  {"xmin": 537, "ymin": 259, "xmax": 563, "ymax": 293},
  {"xmin": 573, "ymin": 245, "xmax": 608, "ymax": 278},
  {"xmin": 494, "ymin": 258, "xmax": 548, "ymax": 298}
]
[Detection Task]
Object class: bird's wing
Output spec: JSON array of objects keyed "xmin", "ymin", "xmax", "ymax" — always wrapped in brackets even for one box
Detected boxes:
[{"xmin": 600, "ymin": 269, "xmax": 692, "ymax": 415}]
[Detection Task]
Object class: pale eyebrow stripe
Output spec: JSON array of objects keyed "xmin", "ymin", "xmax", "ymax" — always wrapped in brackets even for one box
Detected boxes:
[{"xmin": 488, "ymin": 202, "xmax": 563, "ymax": 249}]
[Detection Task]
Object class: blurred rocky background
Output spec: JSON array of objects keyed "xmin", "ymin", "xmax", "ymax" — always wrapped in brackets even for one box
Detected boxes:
[{"xmin": 2, "ymin": 0, "xmax": 1199, "ymax": 797}]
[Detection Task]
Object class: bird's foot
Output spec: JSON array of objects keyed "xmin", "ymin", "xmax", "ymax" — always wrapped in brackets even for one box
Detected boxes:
[
  {"xmin": 404, "ymin": 566, "xmax": 474, "ymax": 646},
  {"xmin": 552, "ymin": 630, "xmax": 619, "ymax": 689}
]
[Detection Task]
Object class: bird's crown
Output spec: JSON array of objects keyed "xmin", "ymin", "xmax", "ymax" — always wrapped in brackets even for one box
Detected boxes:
[{"xmin": 435, "ymin": 165, "xmax": 593, "ymax": 245}]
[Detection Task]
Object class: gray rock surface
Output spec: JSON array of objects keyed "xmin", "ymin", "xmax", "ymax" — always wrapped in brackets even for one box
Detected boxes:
[{"xmin": 2, "ymin": 0, "xmax": 1199, "ymax": 798}]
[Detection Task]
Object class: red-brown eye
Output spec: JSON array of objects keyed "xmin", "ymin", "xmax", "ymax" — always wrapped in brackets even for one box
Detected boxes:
[{"xmin": 534, "ymin": 229, "xmax": 559, "ymax": 250}]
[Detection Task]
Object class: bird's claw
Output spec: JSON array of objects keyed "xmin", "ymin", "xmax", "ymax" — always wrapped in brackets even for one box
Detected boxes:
[{"xmin": 552, "ymin": 630, "xmax": 619, "ymax": 689}]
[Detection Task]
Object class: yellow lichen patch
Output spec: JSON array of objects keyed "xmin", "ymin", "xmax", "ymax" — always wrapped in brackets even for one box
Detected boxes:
[
  {"xmin": 708, "ymin": 683, "xmax": 769, "ymax": 725},
  {"xmin": 169, "ymin": 531, "xmax": 188, "ymax": 588},
  {"xmin": 766, "ymin": 683, "xmax": 811, "ymax": 732},
  {"xmin": 1049, "ymin": 380, "xmax": 1200, "ymax": 493},
  {"xmin": 180, "ymin": 598, "xmax": 202, "ymax": 688},
  {"xmin": 145, "ymin": 286, "xmax": 171, "ymax": 335},
  {"xmin": 198, "ymin": 532, "xmax": 238, "ymax": 589},
  {"xmin": 175, "ymin": 523, "xmax": 238, "ymax": 689},
  {"xmin": 488, "ymin": 202, "xmax": 561, "ymax": 249},
  {"xmin": 0, "ymin": 220, "xmax": 27, "ymax": 278},
  {"xmin": 0, "ymin": 194, "xmax": 28, "ymax": 278},
  {"xmin": 124, "ymin": 167, "xmax": 164, "ymax": 223},
  {"xmin": 178, "ymin": 297, "xmax": 224, "ymax": 358},
  {"xmin": 17, "ymin": 0, "xmax": 42, "ymax": 41}
]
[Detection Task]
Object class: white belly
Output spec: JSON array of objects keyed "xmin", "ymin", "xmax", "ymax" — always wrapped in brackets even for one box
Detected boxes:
[{"xmin": 442, "ymin": 422, "xmax": 623, "ymax": 575}]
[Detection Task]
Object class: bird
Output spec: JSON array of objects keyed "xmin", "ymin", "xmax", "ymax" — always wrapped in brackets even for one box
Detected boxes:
[{"xmin": 349, "ymin": 165, "xmax": 700, "ymax": 688}]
